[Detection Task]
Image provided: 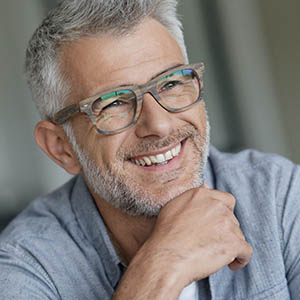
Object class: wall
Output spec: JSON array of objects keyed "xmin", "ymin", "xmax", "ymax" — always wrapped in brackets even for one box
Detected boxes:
[
  {"xmin": 1, "ymin": 0, "xmax": 299, "ymax": 230},
  {"xmin": 258, "ymin": 0, "xmax": 300, "ymax": 162},
  {"xmin": 0, "ymin": 0, "xmax": 71, "ymax": 228}
]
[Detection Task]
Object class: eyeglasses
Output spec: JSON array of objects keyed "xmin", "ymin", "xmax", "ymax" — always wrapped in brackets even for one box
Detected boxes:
[{"xmin": 52, "ymin": 62, "xmax": 204, "ymax": 135}]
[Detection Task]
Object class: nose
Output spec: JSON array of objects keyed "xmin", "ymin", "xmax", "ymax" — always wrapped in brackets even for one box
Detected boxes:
[{"xmin": 134, "ymin": 93, "xmax": 174, "ymax": 138}]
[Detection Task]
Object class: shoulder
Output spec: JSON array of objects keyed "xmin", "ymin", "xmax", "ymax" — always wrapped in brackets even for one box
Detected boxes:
[
  {"xmin": 0, "ymin": 175, "xmax": 113, "ymax": 299},
  {"xmin": 208, "ymin": 146, "xmax": 300, "ymax": 244},
  {"xmin": 0, "ymin": 176, "xmax": 79, "ymax": 248},
  {"xmin": 208, "ymin": 147, "xmax": 300, "ymax": 297},
  {"xmin": 0, "ymin": 176, "xmax": 81, "ymax": 299},
  {"xmin": 209, "ymin": 146, "xmax": 295, "ymax": 174},
  {"xmin": 208, "ymin": 146, "xmax": 299, "ymax": 198}
]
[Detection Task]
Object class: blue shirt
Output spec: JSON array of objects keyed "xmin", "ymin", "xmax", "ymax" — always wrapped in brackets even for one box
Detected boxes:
[{"xmin": 0, "ymin": 147, "xmax": 299, "ymax": 299}]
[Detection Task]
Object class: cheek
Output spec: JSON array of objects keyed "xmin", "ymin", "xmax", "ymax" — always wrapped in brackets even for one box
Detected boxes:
[
  {"xmin": 180, "ymin": 102, "xmax": 207, "ymax": 131},
  {"xmin": 69, "ymin": 119, "xmax": 107, "ymax": 164},
  {"xmin": 87, "ymin": 132, "xmax": 130, "ymax": 168}
]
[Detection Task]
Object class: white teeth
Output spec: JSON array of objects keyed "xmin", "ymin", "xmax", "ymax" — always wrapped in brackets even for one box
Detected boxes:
[
  {"xmin": 171, "ymin": 148, "xmax": 177, "ymax": 157},
  {"xmin": 132, "ymin": 143, "xmax": 182, "ymax": 167},
  {"xmin": 165, "ymin": 150, "xmax": 172, "ymax": 160},
  {"xmin": 156, "ymin": 154, "xmax": 165, "ymax": 163},
  {"xmin": 144, "ymin": 157, "xmax": 152, "ymax": 166},
  {"xmin": 150, "ymin": 156, "xmax": 158, "ymax": 163},
  {"xmin": 174, "ymin": 144, "xmax": 181, "ymax": 156}
]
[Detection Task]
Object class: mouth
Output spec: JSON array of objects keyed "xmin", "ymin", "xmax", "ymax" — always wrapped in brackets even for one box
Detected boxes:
[{"xmin": 129, "ymin": 140, "xmax": 185, "ymax": 168}]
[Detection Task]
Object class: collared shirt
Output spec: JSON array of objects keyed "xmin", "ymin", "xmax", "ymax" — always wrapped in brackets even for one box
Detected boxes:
[{"xmin": 0, "ymin": 146, "xmax": 299, "ymax": 299}]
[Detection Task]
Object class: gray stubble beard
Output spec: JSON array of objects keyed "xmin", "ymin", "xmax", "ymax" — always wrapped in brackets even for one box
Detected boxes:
[{"xmin": 71, "ymin": 120, "xmax": 210, "ymax": 217}]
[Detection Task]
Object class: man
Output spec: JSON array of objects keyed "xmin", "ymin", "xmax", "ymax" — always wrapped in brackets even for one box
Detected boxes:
[{"xmin": 0, "ymin": 0, "xmax": 299, "ymax": 299}]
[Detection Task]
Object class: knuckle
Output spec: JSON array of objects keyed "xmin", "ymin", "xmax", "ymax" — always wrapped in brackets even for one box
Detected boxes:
[
  {"xmin": 211, "ymin": 242, "xmax": 232, "ymax": 258},
  {"xmin": 225, "ymin": 193, "xmax": 236, "ymax": 207},
  {"xmin": 212, "ymin": 191, "xmax": 236, "ymax": 210},
  {"xmin": 214, "ymin": 203, "xmax": 232, "ymax": 221},
  {"xmin": 246, "ymin": 243, "xmax": 254, "ymax": 255},
  {"xmin": 214, "ymin": 218, "xmax": 236, "ymax": 239},
  {"xmin": 221, "ymin": 217, "xmax": 234, "ymax": 230},
  {"xmin": 239, "ymin": 240, "xmax": 253, "ymax": 257},
  {"xmin": 231, "ymin": 237, "xmax": 246, "ymax": 249},
  {"xmin": 213, "ymin": 199, "xmax": 228, "ymax": 212}
]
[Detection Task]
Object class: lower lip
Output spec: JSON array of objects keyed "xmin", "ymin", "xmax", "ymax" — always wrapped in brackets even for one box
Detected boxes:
[{"xmin": 132, "ymin": 140, "xmax": 186, "ymax": 172}]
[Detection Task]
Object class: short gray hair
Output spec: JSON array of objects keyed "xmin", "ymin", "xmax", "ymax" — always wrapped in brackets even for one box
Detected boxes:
[{"xmin": 25, "ymin": 0, "xmax": 188, "ymax": 120}]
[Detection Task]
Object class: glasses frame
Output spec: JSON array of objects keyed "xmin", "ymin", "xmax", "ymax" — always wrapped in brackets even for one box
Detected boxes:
[{"xmin": 51, "ymin": 62, "xmax": 205, "ymax": 135}]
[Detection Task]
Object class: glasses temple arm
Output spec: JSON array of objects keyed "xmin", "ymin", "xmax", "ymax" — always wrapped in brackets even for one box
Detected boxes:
[{"xmin": 51, "ymin": 104, "xmax": 80, "ymax": 125}]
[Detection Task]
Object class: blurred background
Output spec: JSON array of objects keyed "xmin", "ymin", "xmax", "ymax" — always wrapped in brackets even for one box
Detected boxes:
[{"xmin": 0, "ymin": 0, "xmax": 299, "ymax": 231}]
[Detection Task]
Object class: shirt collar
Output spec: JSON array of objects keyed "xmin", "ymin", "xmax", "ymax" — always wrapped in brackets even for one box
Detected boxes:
[
  {"xmin": 204, "ymin": 146, "xmax": 216, "ymax": 189},
  {"xmin": 70, "ymin": 174, "xmax": 122, "ymax": 288}
]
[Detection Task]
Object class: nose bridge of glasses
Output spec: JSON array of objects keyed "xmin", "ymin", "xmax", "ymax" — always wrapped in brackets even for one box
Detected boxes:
[
  {"xmin": 137, "ymin": 83, "xmax": 169, "ymax": 112},
  {"xmin": 133, "ymin": 87, "xmax": 176, "ymax": 137}
]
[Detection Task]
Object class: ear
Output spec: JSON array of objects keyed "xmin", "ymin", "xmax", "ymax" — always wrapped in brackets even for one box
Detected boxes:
[{"xmin": 34, "ymin": 121, "xmax": 82, "ymax": 175}]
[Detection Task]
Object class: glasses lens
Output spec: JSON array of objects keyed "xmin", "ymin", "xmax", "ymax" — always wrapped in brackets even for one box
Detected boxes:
[
  {"xmin": 91, "ymin": 89, "xmax": 136, "ymax": 132},
  {"xmin": 157, "ymin": 69, "xmax": 200, "ymax": 110}
]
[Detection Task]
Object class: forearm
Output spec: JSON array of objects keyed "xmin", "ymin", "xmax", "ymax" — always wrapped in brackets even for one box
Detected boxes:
[{"xmin": 113, "ymin": 246, "xmax": 184, "ymax": 300}]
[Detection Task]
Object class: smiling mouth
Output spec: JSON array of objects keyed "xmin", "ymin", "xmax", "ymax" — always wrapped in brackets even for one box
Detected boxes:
[{"xmin": 129, "ymin": 142, "xmax": 183, "ymax": 167}]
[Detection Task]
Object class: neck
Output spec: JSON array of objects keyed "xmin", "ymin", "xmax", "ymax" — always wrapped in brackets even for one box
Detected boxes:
[{"xmin": 93, "ymin": 193, "xmax": 157, "ymax": 264}]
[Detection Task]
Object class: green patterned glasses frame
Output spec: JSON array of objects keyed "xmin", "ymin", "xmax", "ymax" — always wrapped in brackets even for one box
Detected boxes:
[{"xmin": 52, "ymin": 62, "xmax": 205, "ymax": 135}]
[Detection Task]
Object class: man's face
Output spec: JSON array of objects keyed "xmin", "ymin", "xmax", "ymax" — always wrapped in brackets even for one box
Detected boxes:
[{"xmin": 61, "ymin": 18, "xmax": 209, "ymax": 216}]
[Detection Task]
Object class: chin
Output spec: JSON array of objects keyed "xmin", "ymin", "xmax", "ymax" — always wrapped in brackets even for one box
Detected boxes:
[{"xmin": 112, "ymin": 174, "xmax": 203, "ymax": 218}]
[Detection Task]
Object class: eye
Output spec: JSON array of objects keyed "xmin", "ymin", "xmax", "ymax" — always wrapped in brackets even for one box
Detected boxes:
[
  {"xmin": 161, "ymin": 80, "xmax": 183, "ymax": 91},
  {"xmin": 103, "ymin": 100, "xmax": 124, "ymax": 110}
]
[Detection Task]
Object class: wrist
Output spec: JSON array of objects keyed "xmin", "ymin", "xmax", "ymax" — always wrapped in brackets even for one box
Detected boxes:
[{"xmin": 114, "ymin": 244, "xmax": 185, "ymax": 299}]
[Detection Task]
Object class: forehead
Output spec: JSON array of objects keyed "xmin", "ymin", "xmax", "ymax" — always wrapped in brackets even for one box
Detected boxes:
[{"xmin": 59, "ymin": 18, "xmax": 185, "ymax": 103}]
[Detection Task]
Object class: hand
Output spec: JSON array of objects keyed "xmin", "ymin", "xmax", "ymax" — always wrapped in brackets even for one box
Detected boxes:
[
  {"xmin": 113, "ymin": 185, "xmax": 252, "ymax": 299},
  {"xmin": 143, "ymin": 185, "xmax": 252, "ymax": 286}
]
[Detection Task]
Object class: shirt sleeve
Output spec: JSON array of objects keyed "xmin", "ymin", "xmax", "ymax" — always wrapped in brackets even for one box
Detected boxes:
[
  {"xmin": 280, "ymin": 164, "xmax": 300, "ymax": 299},
  {"xmin": 0, "ymin": 243, "xmax": 60, "ymax": 300}
]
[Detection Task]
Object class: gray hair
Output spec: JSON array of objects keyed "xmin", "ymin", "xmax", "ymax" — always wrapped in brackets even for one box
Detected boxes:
[{"xmin": 25, "ymin": 0, "xmax": 188, "ymax": 121}]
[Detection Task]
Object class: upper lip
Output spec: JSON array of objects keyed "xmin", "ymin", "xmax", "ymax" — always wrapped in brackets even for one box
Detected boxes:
[{"xmin": 129, "ymin": 139, "xmax": 185, "ymax": 160}]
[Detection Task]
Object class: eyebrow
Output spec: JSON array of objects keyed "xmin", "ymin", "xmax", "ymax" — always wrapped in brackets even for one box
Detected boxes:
[
  {"xmin": 106, "ymin": 63, "xmax": 184, "ymax": 91},
  {"xmin": 150, "ymin": 63, "xmax": 184, "ymax": 81}
]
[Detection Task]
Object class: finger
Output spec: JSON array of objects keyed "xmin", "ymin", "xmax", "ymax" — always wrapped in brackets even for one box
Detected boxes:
[
  {"xmin": 212, "ymin": 190, "xmax": 236, "ymax": 212},
  {"xmin": 231, "ymin": 214, "xmax": 241, "ymax": 229},
  {"xmin": 228, "ymin": 242, "xmax": 253, "ymax": 271},
  {"xmin": 221, "ymin": 213, "xmax": 244, "ymax": 239},
  {"xmin": 232, "ymin": 222, "xmax": 246, "ymax": 241},
  {"xmin": 195, "ymin": 185, "xmax": 236, "ymax": 212}
]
